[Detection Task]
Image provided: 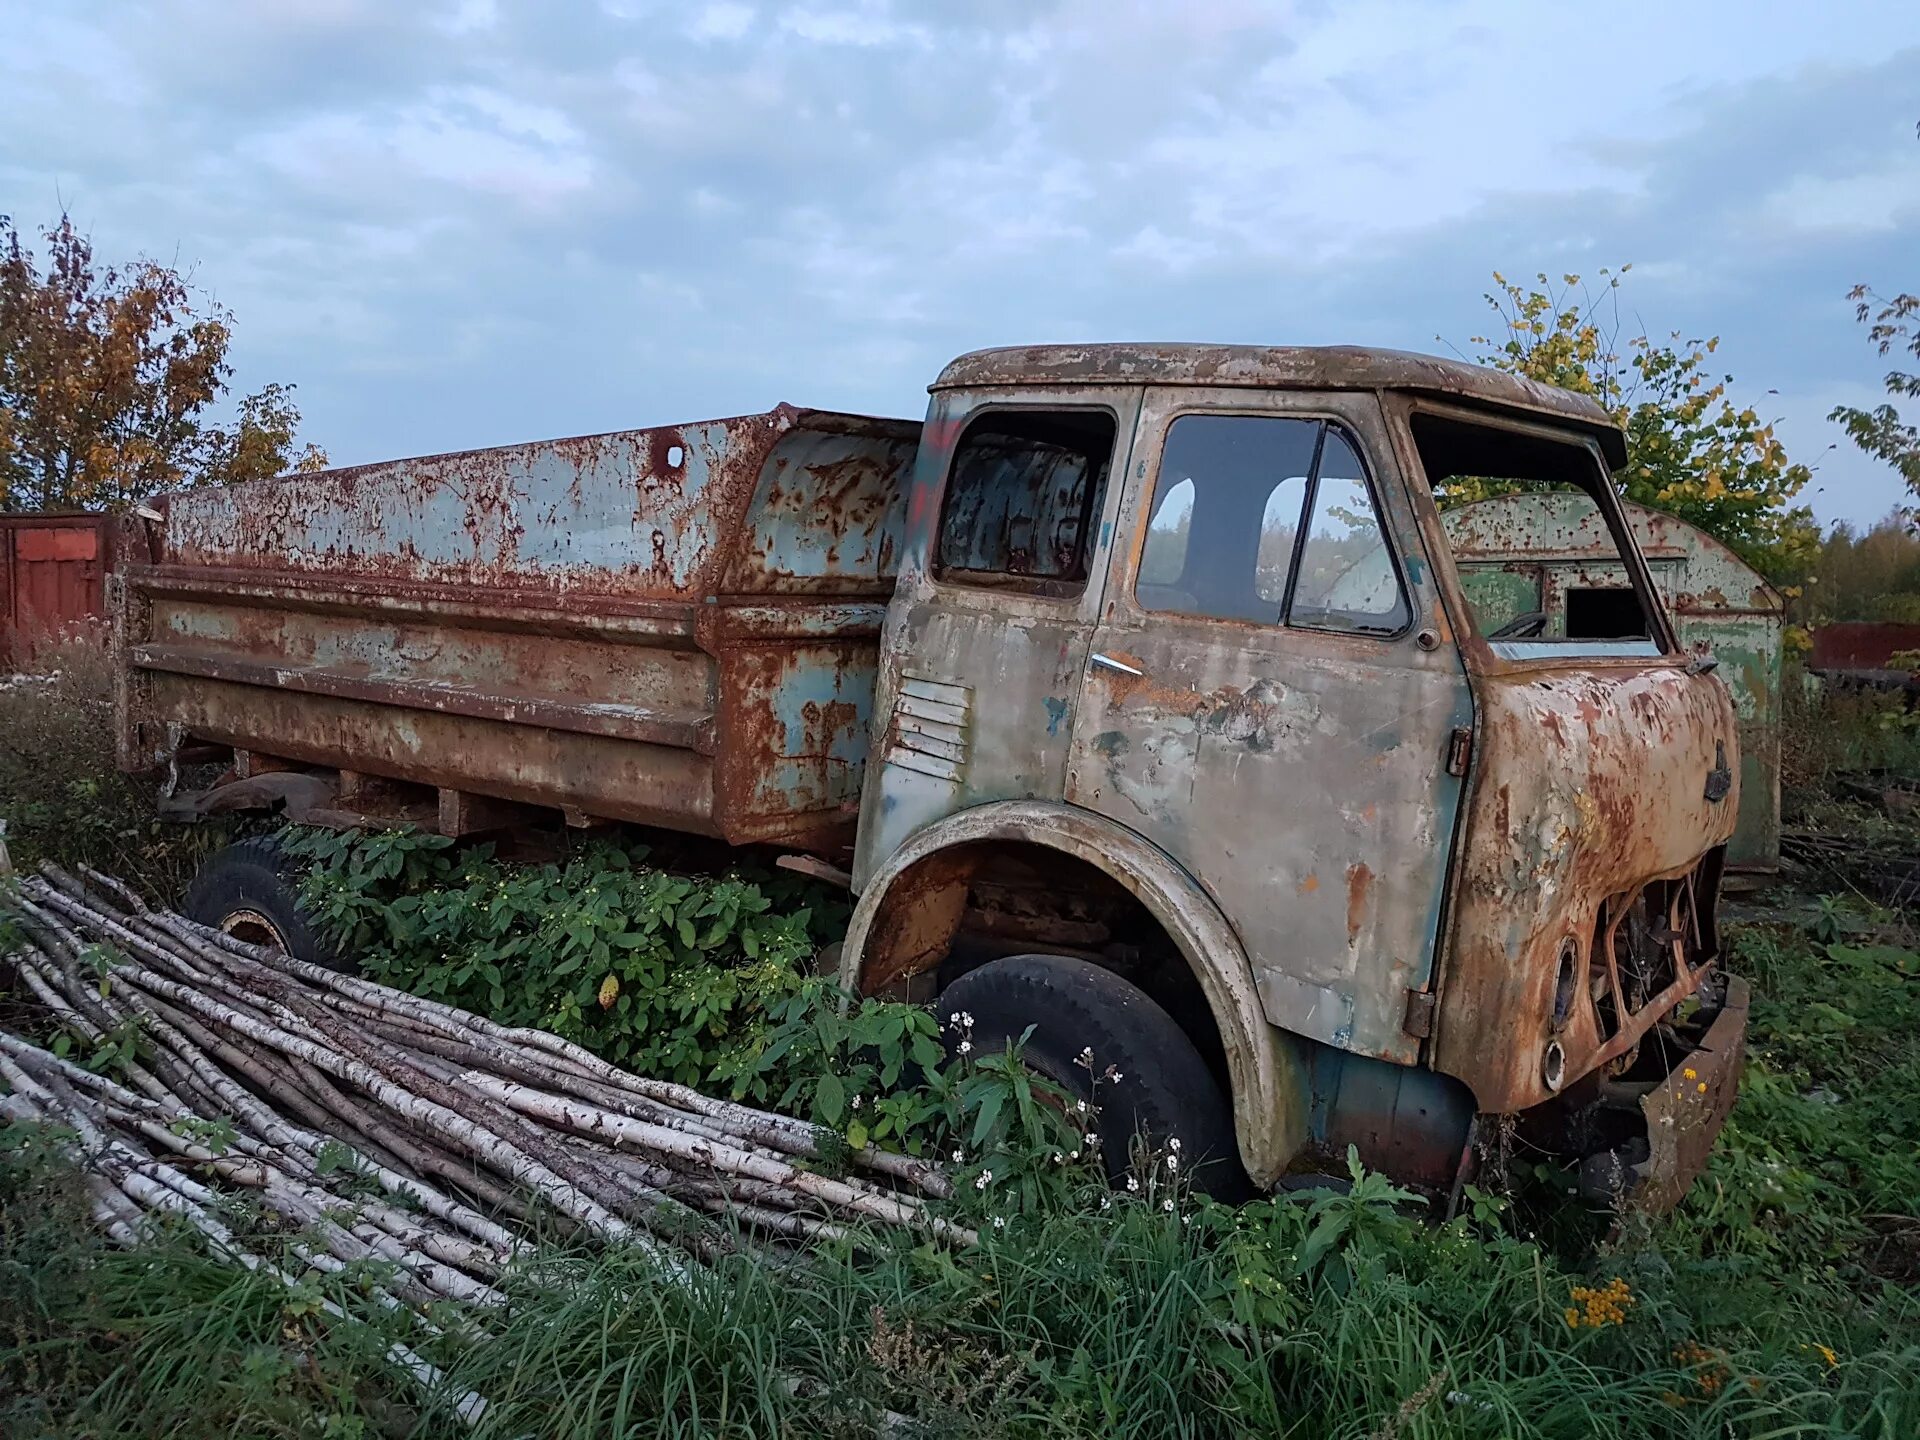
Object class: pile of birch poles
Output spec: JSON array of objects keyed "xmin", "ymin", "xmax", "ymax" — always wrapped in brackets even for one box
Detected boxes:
[{"xmin": 0, "ymin": 862, "xmax": 968, "ymax": 1418}]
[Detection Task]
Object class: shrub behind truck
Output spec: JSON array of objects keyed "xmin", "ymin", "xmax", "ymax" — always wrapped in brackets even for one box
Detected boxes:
[{"xmin": 115, "ymin": 343, "xmax": 1748, "ymax": 1209}]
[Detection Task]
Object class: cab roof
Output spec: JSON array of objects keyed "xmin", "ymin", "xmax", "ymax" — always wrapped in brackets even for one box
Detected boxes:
[{"xmin": 933, "ymin": 343, "xmax": 1626, "ymax": 467}]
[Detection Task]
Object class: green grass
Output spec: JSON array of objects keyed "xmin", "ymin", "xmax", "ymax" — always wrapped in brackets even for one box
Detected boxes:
[
  {"xmin": 7, "ymin": 906, "xmax": 1920, "ymax": 1440},
  {"xmin": 0, "ymin": 1122, "xmax": 423, "ymax": 1438}
]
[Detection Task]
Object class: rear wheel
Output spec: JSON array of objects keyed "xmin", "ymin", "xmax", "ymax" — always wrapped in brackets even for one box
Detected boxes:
[
  {"xmin": 937, "ymin": 953, "xmax": 1252, "ymax": 1200},
  {"xmin": 182, "ymin": 835, "xmax": 344, "ymax": 971}
]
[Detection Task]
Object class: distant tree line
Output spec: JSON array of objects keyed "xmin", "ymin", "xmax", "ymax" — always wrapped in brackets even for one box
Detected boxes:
[{"xmin": 1800, "ymin": 514, "xmax": 1920, "ymax": 626}]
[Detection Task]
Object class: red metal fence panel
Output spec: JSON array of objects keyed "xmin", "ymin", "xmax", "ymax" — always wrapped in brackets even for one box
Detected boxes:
[
  {"xmin": 1808, "ymin": 621, "xmax": 1920, "ymax": 674},
  {"xmin": 1, "ymin": 513, "xmax": 115, "ymax": 669}
]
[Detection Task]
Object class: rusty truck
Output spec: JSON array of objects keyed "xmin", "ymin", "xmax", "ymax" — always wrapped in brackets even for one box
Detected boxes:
[{"xmin": 112, "ymin": 343, "xmax": 1749, "ymax": 1208}]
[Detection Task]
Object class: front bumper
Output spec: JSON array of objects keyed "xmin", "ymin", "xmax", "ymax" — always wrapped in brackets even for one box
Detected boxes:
[{"xmin": 1572, "ymin": 975, "xmax": 1751, "ymax": 1212}]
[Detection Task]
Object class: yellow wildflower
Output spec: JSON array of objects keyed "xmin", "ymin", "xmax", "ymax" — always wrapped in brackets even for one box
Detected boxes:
[{"xmin": 1565, "ymin": 1277, "xmax": 1633, "ymax": 1328}]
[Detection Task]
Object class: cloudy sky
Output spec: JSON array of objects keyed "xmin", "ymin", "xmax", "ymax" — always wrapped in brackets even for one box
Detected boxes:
[{"xmin": 4, "ymin": 0, "xmax": 1917, "ymax": 526}]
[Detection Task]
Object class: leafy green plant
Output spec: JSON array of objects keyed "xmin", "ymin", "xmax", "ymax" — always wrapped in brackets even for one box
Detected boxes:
[
  {"xmin": 1811, "ymin": 893, "xmax": 1851, "ymax": 945},
  {"xmin": 285, "ymin": 828, "xmax": 955, "ymax": 1150}
]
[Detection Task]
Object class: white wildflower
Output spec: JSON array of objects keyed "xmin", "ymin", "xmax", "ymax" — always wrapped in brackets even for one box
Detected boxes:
[
  {"xmin": 975, "ymin": 1169, "xmax": 994, "ymax": 1190},
  {"xmin": 1083, "ymin": 1133, "xmax": 1099, "ymax": 1147},
  {"xmin": 1075, "ymin": 1099, "xmax": 1088, "ymax": 1114},
  {"xmin": 958, "ymin": 1040, "xmax": 972, "ymax": 1055},
  {"xmin": 948, "ymin": 1011, "xmax": 961, "ymax": 1025},
  {"xmin": 1167, "ymin": 1154, "xmax": 1179, "ymax": 1172},
  {"xmin": 1169, "ymin": 1137, "xmax": 1181, "ymax": 1152},
  {"xmin": 992, "ymin": 1215, "xmax": 1006, "ymax": 1230},
  {"xmin": 951, "ymin": 1149, "xmax": 965, "ymax": 1163},
  {"xmin": 1162, "ymin": 1198, "xmax": 1175, "ymax": 1213},
  {"xmin": 1126, "ymin": 1176, "xmax": 1140, "ymax": 1193}
]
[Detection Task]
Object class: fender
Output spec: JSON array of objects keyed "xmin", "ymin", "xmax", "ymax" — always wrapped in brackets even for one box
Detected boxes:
[{"xmin": 838, "ymin": 799, "xmax": 1308, "ymax": 1184}]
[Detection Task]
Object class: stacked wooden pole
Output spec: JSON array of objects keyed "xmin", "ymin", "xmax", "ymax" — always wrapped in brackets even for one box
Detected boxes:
[{"xmin": 0, "ymin": 862, "xmax": 968, "ymax": 1420}]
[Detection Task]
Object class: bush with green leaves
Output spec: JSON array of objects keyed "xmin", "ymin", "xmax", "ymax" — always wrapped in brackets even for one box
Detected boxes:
[
  {"xmin": 285, "ymin": 829, "xmax": 920, "ymax": 1129},
  {"xmin": 282, "ymin": 828, "xmax": 1093, "ymax": 1184}
]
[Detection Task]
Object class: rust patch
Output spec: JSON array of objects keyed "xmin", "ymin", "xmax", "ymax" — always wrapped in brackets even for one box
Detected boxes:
[
  {"xmin": 642, "ymin": 427, "xmax": 688, "ymax": 491},
  {"xmin": 1296, "ymin": 873, "xmax": 1319, "ymax": 895},
  {"xmin": 1345, "ymin": 862, "xmax": 1373, "ymax": 945}
]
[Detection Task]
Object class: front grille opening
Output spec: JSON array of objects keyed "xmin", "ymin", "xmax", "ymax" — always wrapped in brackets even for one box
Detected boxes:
[{"xmin": 1589, "ymin": 870, "xmax": 1706, "ymax": 1045}]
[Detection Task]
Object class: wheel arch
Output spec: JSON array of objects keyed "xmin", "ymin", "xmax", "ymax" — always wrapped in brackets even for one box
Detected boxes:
[{"xmin": 838, "ymin": 799, "xmax": 1308, "ymax": 1183}]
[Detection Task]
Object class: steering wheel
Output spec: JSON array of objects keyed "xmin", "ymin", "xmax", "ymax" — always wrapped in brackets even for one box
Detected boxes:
[{"xmin": 1488, "ymin": 610, "xmax": 1549, "ymax": 640}]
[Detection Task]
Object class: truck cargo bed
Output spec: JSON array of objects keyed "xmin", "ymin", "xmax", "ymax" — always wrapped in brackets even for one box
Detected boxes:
[{"xmin": 115, "ymin": 405, "xmax": 920, "ymax": 852}]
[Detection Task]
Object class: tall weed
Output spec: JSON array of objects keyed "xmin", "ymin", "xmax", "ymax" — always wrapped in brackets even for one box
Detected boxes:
[{"xmin": 0, "ymin": 636, "xmax": 224, "ymax": 899}]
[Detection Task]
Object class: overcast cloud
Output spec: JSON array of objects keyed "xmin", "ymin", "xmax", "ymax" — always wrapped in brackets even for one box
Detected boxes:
[{"xmin": 3, "ymin": 0, "xmax": 1916, "ymax": 525}]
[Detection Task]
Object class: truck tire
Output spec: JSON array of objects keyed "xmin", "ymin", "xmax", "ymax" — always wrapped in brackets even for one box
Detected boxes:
[
  {"xmin": 937, "ymin": 954, "xmax": 1252, "ymax": 1201},
  {"xmin": 182, "ymin": 836, "xmax": 345, "ymax": 971}
]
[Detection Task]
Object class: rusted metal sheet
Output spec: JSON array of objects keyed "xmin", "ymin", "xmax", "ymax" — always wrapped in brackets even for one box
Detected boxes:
[
  {"xmin": 1059, "ymin": 388, "xmax": 1471, "ymax": 1067},
  {"xmin": 118, "ymin": 407, "xmax": 918, "ymax": 850},
  {"xmin": 1627, "ymin": 976, "xmax": 1749, "ymax": 1213},
  {"xmin": 1431, "ymin": 663, "xmax": 1739, "ymax": 1114},
  {"xmin": 853, "ymin": 386, "xmax": 1146, "ymax": 878},
  {"xmin": 2, "ymin": 513, "xmax": 115, "ymax": 667},
  {"xmin": 855, "ymin": 380, "xmax": 1472, "ymax": 1067},
  {"xmin": 163, "ymin": 406, "xmax": 916, "ymax": 599},
  {"xmin": 1446, "ymin": 494, "xmax": 1781, "ymax": 872},
  {"xmin": 932, "ymin": 344, "xmax": 1626, "ymax": 466}
]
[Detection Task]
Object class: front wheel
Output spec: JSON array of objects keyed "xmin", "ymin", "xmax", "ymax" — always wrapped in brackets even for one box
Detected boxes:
[{"xmin": 937, "ymin": 953, "xmax": 1252, "ymax": 1200}]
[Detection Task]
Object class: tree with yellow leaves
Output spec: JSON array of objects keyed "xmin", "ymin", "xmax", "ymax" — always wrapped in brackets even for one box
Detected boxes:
[
  {"xmin": 0, "ymin": 213, "xmax": 327, "ymax": 514},
  {"xmin": 1449, "ymin": 268, "xmax": 1821, "ymax": 585}
]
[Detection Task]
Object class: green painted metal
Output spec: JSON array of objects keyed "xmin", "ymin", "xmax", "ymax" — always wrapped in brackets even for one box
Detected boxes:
[{"xmin": 1457, "ymin": 566, "xmax": 1541, "ymax": 634}]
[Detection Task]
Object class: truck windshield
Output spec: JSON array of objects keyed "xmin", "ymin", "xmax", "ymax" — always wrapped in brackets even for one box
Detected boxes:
[{"xmin": 1417, "ymin": 412, "xmax": 1663, "ymax": 657}]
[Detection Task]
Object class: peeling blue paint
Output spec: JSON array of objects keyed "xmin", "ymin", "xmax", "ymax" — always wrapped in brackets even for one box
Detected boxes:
[{"xmin": 1044, "ymin": 695, "xmax": 1068, "ymax": 735}]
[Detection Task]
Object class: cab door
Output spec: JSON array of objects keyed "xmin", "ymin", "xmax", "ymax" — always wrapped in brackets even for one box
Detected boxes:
[
  {"xmin": 1064, "ymin": 388, "xmax": 1473, "ymax": 1063},
  {"xmin": 853, "ymin": 388, "xmax": 1139, "ymax": 883}
]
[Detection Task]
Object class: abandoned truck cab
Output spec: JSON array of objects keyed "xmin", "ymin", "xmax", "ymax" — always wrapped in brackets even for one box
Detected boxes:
[{"xmin": 838, "ymin": 345, "xmax": 1748, "ymax": 1208}]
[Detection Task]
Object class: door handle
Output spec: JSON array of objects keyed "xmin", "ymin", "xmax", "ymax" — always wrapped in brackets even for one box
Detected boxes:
[{"xmin": 1091, "ymin": 652, "xmax": 1144, "ymax": 677}]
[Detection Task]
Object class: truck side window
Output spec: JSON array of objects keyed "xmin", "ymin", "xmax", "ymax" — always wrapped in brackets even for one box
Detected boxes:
[
  {"xmin": 934, "ymin": 410, "xmax": 1117, "ymax": 596},
  {"xmin": 1288, "ymin": 431, "xmax": 1412, "ymax": 635},
  {"xmin": 1136, "ymin": 415, "xmax": 1318, "ymax": 623},
  {"xmin": 1136, "ymin": 416, "xmax": 1406, "ymax": 634},
  {"xmin": 1423, "ymin": 413, "xmax": 1659, "ymax": 649}
]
